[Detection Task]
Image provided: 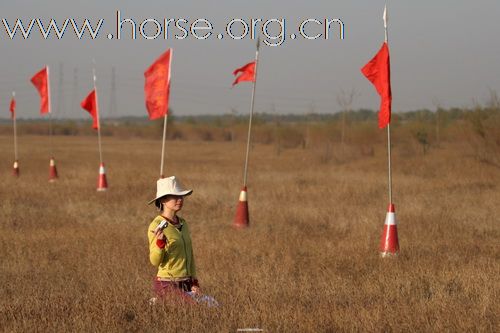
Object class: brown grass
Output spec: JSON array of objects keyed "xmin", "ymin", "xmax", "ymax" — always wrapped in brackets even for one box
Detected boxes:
[{"xmin": 0, "ymin": 131, "xmax": 499, "ymax": 332}]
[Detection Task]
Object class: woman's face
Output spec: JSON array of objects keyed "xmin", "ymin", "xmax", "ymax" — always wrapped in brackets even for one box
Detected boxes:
[{"xmin": 161, "ymin": 195, "xmax": 184, "ymax": 212}]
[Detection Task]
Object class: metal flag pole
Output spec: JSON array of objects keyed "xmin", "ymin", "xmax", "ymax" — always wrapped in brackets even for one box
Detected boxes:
[
  {"xmin": 47, "ymin": 65, "xmax": 54, "ymax": 157},
  {"xmin": 384, "ymin": 4, "xmax": 393, "ymax": 205},
  {"xmin": 378, "ymin": 3, "xmax": 399, "ymax": 256},
  {"xmin": 92, "ymin": 63, "xmax": 103, "ymax": 165},
  {"xmin": 159, "ymin": 48, "xmax": 172, "ymax": 179},
  {"xmin": 12, "ymin": 91, "xmax": 18, "ymax": 162},
  {"xmin": 160, "ymin": 114, "xmax": 168, "ymax": 178},
  {"xmin": 242, "ymin": 38, "xmax": 261, "ymax": 187}
]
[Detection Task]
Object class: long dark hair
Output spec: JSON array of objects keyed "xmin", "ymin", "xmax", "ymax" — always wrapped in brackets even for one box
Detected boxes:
[{"xmin": 154, "ymin": 199, "xmax": 162, "ymax": 210}]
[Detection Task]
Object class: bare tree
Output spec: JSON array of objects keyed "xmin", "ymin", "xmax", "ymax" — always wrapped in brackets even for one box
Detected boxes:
[
  {"xmin": 229, "ymin": 107, "xmax": 238, "ymax": 142},
  {"xmin": 270, "ymin": 103, "xmax": 282, "ymax": 155},
  {"xmin": 303, "ymin": 101, "xmax": 316, "ymax": 149},
  {"xmin": 432, "ymin": 97, "xmax": 443, "ymax": 147},
  {"xmin": 487, "ymin": 89, "xmax": 500, "ymax": 110}
]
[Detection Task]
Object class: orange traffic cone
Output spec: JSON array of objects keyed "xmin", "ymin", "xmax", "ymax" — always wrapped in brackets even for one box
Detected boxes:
[
  {"xmin": 379, "ymin": 204, "xmax": 399, "ymax": 257},
  {"xmin": 13, "ymin": 160, "xmax": 19, "ymax": 177},
  {"xmin": 97, "ymin": 162, "xmax": 108, "ymax": 191},
  {"xmin": 233, "ymin": 186, "xmax": 249, "ymax": 228},
  {"xmin": 49, "ymin": 157, "xmax": 58, "ymax": 182}
]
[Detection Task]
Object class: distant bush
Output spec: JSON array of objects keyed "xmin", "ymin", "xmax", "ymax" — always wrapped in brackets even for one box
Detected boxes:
[
  {"xmin": 1, "ymin": 103, "xmax": 499, "ymax": 158},
  {"xmin": 465, "ymin": 106, "xmax": 500, "ymax": 167}
]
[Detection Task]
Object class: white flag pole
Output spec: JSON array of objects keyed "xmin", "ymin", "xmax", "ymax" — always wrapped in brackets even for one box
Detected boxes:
[
  {"xmin": 160, "ymin": 114, "xmax": 168, "ymax": 178},
  {"xmin": 92, "ymin": 61, "xmax": 103, "ymax": 165},
  {"xmin": 383, "ymin": 4, "xmax": 393, "ymax": 205},
  {"xmin": 383, "ymin": 4, "xmax": 388, "ymax": 44},
  {"xmin": 47, "ymin": 65, "xmax": 54, "ymax": 157},
  {"xmin": 242, "ymin": 38, "xmax": 260, "ymax": 187},
  {"xmin": 12, "ymin": 91, "xmax": 18, "ymax": 161},
  {"xmin": 159, "ymin": 48, "xmax": 172, "ymax": 179}
]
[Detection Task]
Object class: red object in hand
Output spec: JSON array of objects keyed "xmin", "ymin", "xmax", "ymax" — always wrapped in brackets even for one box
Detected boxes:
[{"xmin": 156, "ymin": 238, "xmax": 166, "ymax": 249}]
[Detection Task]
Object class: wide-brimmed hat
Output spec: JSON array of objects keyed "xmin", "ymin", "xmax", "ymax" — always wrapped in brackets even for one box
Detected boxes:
[{"xmin": 148, "ymin": 176, "xmax": 193, "ymax": 205}]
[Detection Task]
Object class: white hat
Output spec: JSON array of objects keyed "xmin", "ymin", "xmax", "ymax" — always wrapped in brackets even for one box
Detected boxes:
[{"xmin": 148, "ymin": 176, "xmax": 193, "ymax": 204}]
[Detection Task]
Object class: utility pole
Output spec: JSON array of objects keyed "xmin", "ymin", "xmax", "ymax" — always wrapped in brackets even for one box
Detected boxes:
[
  {"xmin": 56, "ymin": 62, "xmax": 65, "ymax": 118},
  {"xmin": 109, "ymin": 66, "xmax": 117, "ymax": 118},
  {"xmin": 71, "ymin": 67, "xmax": 79, "ymax": 118}
]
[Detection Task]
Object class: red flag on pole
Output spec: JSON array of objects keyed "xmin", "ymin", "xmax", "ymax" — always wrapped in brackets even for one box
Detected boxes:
[
  {"xmin": 232, "ymin": 61, "xmax": 256, "ymax": 86},
  {"xmin": 9, "ymin": 96, "xmax": 16, "ymax": 119},
  {"xmin": 361, "ymin": 42, "xmax": 392, "ymax": 129},
  {"xmin": 31, "ymin": 67, "xmax": 51, "ymax": 115},
  {"xmin": 144, "ymin": 48, "xmax": 172, "ymax": 120},
  {"xmin": 81, "ymin": 89, "xmax": 99, "ymax": 129}
]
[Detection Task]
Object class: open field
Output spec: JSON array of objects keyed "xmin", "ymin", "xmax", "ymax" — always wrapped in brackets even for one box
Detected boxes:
[{"xmin": 0, "ymin": 132, "xmax": 499, "ymax": 332}]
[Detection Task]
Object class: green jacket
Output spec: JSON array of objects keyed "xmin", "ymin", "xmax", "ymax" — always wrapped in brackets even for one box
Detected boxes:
[{"xmin": 148, "ymin": 215, "xmax": 197, "ymax": 279}]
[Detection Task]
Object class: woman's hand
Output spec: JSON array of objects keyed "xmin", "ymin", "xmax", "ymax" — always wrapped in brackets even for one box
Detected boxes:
[
  {"xmin": 191, "ymin": 285, "xmax": 201, "ymax": 295},
  {"xmin": 151, "ymin": 228, "xmax": 168, "ymax": 249},
  {"xmin": 153, "ymin": 228, "xmax": 166, "ymax": 240}
]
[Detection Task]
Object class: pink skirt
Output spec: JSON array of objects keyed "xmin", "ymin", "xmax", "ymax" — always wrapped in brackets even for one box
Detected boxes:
[{"xmin": 153, "ymin": 278, "xmax": 196, "ymax": 304}]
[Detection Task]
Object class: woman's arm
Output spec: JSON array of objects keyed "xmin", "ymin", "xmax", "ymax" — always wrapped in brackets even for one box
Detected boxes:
[
  {"xmin": 148, "ymin": 224, "xmax": 168, "ymax": 267},
  {"xmin": 188, "ymin": 231, "xmax": 199, "ymax": 292}
]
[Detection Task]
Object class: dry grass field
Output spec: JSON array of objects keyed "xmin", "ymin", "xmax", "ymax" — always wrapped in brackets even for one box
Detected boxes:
[{"xmin": 0, "ymin": 129, "xmax": 499, "ymax": 332}]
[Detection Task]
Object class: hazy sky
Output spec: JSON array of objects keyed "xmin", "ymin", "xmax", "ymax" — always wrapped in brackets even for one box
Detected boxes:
[{"xmin": 0, "ymin": 1, "xmax": 499, "ymax": 119}]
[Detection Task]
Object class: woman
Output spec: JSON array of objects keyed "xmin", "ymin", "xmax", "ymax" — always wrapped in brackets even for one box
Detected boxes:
[{"xmin": 147, "ymin": 176, "xmax": 200, "ymax": 301}]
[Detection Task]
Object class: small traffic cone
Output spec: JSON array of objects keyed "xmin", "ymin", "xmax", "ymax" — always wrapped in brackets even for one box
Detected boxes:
[
  {"xmin": 379, "ymin": 203, "xmax": 399, "ymax": 257},
  {"xmin": 97, "ymin": 162, "xmax": 108, "ymax": 191},
  {"xmin": 233, "ymin": 186, "xmax": 249, "ymax": 228},
  {"xmin": 49, "ymin": 157, "xmax": 58, "ymax": 182},
  {"xmin": 13, "ymin": 160, "xmax": 19, "ymax": 177}
]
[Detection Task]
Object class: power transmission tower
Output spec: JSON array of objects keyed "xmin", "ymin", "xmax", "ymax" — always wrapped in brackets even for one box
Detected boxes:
[
  {"xmin": 108, "ymin": 66, "xmax": 117, "ymax": 118},
  {"xmin": 56, "ymin": 62, "xmax": 65, "ymax": 118},
  {"xmin": 337, "ymin": 88, "xmax": 359, "ymax": 148},
  {"xmin": 71, "ymin": 67, "xmax": 79, "ymax": 118}
]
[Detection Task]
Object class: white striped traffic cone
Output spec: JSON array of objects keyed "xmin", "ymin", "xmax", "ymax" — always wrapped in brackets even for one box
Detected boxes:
[
  {"xmin": 379, "ymin": 203, "xmax": 399, "ymax": 257},
  {"xmin": 13, "ymin": 160, "xmax": 19, "ymax": 177},
  {"xmin": 233, "ymin": 186, "xmax": 249, "ymax": 228},
  {"xmin": 97, "ymin": 162, "xmax": 108, "ymax": 191},
  {"xmin": 49, "ymin": 157, "xmax": 58, "ymax": 182}
]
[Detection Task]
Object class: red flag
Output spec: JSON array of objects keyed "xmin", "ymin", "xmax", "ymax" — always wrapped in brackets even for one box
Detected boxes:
[
  {"xmin": 144, "ymin": 48, "xmax": 172, "ymax": 120},
  {"xmin": 232, "ymin": 61, "xmax": 256, "ymax": 86},
  {"xmin": 361, "ymin": 42, "xmax": 392, "ymax": 129},
  {"xmin": 31, "ymin": 67, "xmax": 51, "ymax": 115},
  {"xmin": 81, "ymin": 90, "xmax": 99, "ymax": 129},
  {"xmin": 9, "ymin": 96, "xmax": 16, "ymax": 119}
]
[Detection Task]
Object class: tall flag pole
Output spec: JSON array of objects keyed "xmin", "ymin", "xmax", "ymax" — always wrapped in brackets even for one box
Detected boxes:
[
  {"xmin": 31, "ymin": 66, "xmax": 58, "ymax": 181},
  {"xmin": 160, "ymin": 104, "xmax": 169, "ymax": 179},
  {"xmin": 10, "ymin": 92, "xmax": 19, "ymax": 177},
  {"xmin": 144, "ymin": 48, "xmax": 172, "ymax": 179},
  {"xmin": 47, "ymin": 66, "xmax": 57, "ymax": 182},
  {"xmin": 232, "ymin": 38, "xmax": 260, "ymax": 228},
  {"xmin": 361, "ymin": 4, "xmax": 399, "ymax": 256},
  {"xmin": 383, "ymin": 4, "xmax": 393, "ymax": 206},
  {"xmin": 92, "ymin": 64, "xmax": 104, "ymax": 166},
  {"xmin": 383, "ymin": 4, "xmax": 389, "ymax": 45},
  {"xmin": 47, "ymin": 66, "xmax": 58, "ymax": 182},
  {"xmin": 81, "ymin": 62, "xmax": 108, "ymax": 191},
  {"xmin": 48, "ymin": 66, "xmax": 53, "ymax": 151}
]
